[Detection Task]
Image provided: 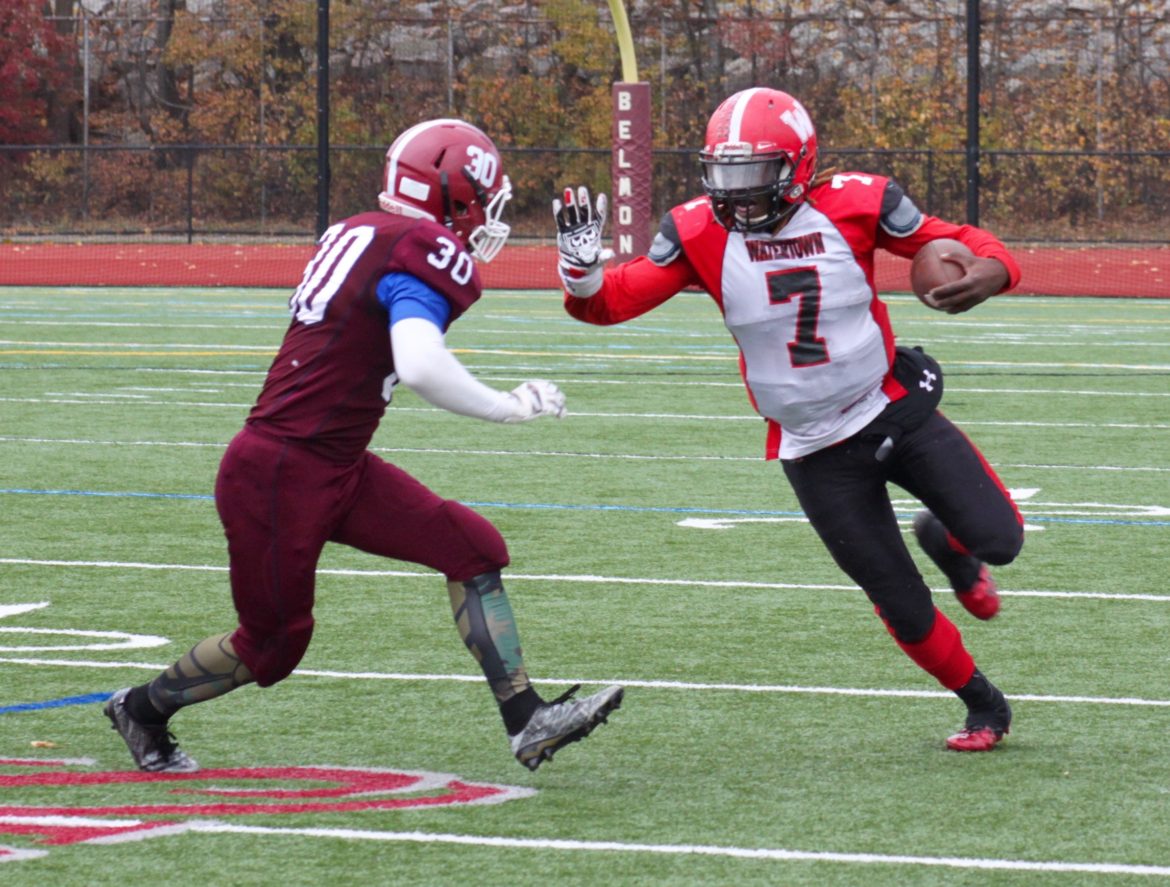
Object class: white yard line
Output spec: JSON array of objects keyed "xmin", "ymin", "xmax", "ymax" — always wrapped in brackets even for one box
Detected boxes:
[
  {"xmin": 0, "ymin": 556, "xmax": 1167, "ymax": 602},
  {"xmin": 1, "ymin": 557, "xmax": 1169, "ymax": 709},
  {"xmin": 174, "ymin": 822, "xmax": 1170, "ymax": 877},
  {"xmin": 3, "ymin": 435, "xmax": 1170, "ymax": 474},
  {"xmin": 1, "ymin": 397, "xmax": 1170, "ymax": 429},
  {"xmin": 0, "ymin": 657, "xmax": 1168, "ymax": 709}
]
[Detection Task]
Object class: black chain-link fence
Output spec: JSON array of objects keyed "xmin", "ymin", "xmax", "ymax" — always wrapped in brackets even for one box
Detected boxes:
[{"xmin": 4, "ymin": 1, "xmax": 1168, "ymax": 245}]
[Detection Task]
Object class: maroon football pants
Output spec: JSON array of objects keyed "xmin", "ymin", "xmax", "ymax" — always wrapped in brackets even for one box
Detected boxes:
[{"xmin": 215, "ymin": 426, "xmax": 509, "ymax": 685}]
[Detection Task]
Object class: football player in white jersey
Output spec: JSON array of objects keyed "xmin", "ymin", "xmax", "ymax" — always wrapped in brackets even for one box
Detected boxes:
[{"xmin": 554, "ymin": 87, "xmax": 1024, "ymax": 752}]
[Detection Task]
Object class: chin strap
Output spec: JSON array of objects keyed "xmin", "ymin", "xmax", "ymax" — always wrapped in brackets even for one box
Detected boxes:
[{"xmin": 439, "ymin": 170, "xmax": 453, "ymax": 229}]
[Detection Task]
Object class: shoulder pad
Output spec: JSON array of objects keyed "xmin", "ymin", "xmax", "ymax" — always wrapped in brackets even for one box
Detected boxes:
[
  {"xmin": 879, "ymin": 179, "xmax": 924, "ymax": 237},
  {"xmin": 647, "ymin": 212, "xmax": 683, "ymax": 267},
  {"xmin": 386, "ymin": 220, "xmax": 481, "ymax": 320}
]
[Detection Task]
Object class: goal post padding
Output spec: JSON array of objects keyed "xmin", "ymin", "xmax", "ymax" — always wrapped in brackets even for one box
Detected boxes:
[{"xmin": 611, "ymin": 82, "xmax": 653, "ymax": 262}]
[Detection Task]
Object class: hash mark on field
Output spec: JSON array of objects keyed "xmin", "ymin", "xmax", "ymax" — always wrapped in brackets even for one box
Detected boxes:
[
  {"xmin": 476, "ymin": 374, "xmax": 1170, "ymax": 398},
  {"xmin": 4, "ymin": 396, "xmax": 1170, "ymax": 430}
]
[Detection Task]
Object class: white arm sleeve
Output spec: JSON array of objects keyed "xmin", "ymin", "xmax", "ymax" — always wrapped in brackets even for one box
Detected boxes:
[{"xmin": 390, "ymin": 316, "xmax": 519, "ymax": 422}]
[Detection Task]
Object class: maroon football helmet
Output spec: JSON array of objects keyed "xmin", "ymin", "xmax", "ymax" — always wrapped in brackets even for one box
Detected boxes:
[
  {"xmin": 378, "ymin": 119, "xmax": 512, "ymax": 261},
  {"xmin": 700, "ymin": 88, "xmax": 819, "ymax": 232}
]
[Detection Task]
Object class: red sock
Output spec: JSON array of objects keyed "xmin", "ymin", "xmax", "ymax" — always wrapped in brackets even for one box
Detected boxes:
[{"xmin": 893, "ymin": 608, "xmax": 975, "ymax": 690}]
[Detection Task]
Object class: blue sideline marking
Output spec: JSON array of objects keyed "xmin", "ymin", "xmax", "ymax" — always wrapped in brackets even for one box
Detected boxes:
[
  {"xmin": 0, "ymin": 692, "xmax": 113, "ymax": 715},
  {"xmin": 0, "ymin": 488, "xmax": 211, "ymax": 501},
  {"xmin": 0, "ymin": 487, "xmax": 1168, "ymax": 527}
]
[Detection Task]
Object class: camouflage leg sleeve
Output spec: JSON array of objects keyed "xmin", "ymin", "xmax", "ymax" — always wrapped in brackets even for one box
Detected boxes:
[
  {"xmin": 147, "ymin": 631, "xmax": 255, "ymax": 717},
  {"xmin": 447, "ymin": 571, "xmax": 532, "ymax": 704}
]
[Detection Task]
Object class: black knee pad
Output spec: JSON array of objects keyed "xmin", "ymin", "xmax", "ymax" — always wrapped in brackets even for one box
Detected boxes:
[{"xmin": 975, "ymin": 523, "xmax": 1025, "ymax": 566}]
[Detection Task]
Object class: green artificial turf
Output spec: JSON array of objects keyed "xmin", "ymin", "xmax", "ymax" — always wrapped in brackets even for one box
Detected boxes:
[{"xmin": 1, "ymin": 286, "xmax": 1169, "ymax": 885}]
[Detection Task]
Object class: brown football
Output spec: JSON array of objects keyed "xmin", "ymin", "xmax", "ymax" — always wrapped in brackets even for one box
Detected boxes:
[{"xmin": 910, "ymin": 238, "xmax": 973, "ymax": 309}]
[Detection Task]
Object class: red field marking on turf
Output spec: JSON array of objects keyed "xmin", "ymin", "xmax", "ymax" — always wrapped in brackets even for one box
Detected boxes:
[
  {"xmin": 0, "ymin": 844, "xmax": 47, "ymax": 862},
  {"xmin": 0, "ymin": 765, "xmax": 529, "ymax": 817},
  {"xmin": 1, "ymin": 243, "xmax": 1167, "ymax": 297},
  {"xmin": 2, "ymin": 760, "xmax": 1167, "ymax": 874},
  {"xmin": 0, "ymin": 760, "xmax": 534, "ymax": 862}
]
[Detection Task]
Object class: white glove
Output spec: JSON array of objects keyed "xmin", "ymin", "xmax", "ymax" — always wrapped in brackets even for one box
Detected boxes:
[
  {"xmin": 499, "ymin": 380, "xmax": 567, "ymax": 423},
  {"xmin": 553, "ymin": 186, "xmax": 614, "ymax": 298}
]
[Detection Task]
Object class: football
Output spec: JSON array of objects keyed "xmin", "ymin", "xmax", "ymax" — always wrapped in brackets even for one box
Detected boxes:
[{"xmin": 909, "ymin": 238, "xmax": 973, "ymax": 309}]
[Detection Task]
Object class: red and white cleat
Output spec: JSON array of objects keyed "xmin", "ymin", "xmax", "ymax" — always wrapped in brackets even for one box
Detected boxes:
[
  {"xmin": 949, "ymin": 673, "xmax": 1011, "ymax": 751},
  {"xmin": 946, "ymin": 724, "xmax": 1008, "ymax": 752},
  {"xmin": 955, "ymin": 565, "xmax": 1000, "ymax": 621}
]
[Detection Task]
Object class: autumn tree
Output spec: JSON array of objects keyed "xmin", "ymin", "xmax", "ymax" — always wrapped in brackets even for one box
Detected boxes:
[{"xmin": 0, "ymin": 1, "xmax": 72, "ymax": 152}]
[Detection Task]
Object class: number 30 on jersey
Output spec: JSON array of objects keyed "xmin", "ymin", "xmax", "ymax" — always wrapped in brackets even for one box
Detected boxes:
[
  {"xmin": 290, "ymin": 225, "xmax": 472, "ymax": 325},
  {"xmin": 426, "ymin": 235, "xmax": 474, "ymax": 285}
]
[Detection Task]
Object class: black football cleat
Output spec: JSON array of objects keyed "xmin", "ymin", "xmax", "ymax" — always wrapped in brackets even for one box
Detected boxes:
[{"xmin": 104, "ymin": 688, "xmax": 199, "ymax": 773}]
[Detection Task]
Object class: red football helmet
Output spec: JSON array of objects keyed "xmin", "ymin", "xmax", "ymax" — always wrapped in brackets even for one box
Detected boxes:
[
  {"xmin": 378, "ymin": 118, "xmax": 512, "ymax": 262},
  {"xmin": 699, "ymin": 88, "xmax": 819, "ymax": 232}
]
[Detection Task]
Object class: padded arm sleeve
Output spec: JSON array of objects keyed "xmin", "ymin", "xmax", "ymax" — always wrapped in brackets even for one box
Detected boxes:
[{"xmin": 390, "ymin": 316, "xmax": 517, "ymax": 421}]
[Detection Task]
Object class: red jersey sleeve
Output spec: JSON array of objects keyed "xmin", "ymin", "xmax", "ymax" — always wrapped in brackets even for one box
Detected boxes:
[
  {"xmin": 877, "ymin": 217, "xmax": 1021, "ymax": 292},
  {"xmin": 563, "ymin": 254, "xmax": 700, "ymax": 325}
]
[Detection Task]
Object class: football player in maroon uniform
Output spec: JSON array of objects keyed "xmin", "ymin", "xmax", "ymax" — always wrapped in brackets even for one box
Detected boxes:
[
  {"xmin": 105, "ymin": 119, "xmax": 622, "ymax": 774},
  {"xmin": 554, "ymin": 88, "xmax": 1023, "ymax": 751}
]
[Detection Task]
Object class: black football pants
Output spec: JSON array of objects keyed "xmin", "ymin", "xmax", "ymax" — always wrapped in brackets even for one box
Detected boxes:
[{"xmin": 781, "ymin": 411, "xmax": 1023, "ymax": 643}]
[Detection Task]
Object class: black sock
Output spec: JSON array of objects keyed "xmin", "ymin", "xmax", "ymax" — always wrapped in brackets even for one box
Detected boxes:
[
  {"xmin": 501, "ymin": 688, "xmax": 543, "ymax": 735},
  {"xmin": 125, "ymin": 684, "xmax": 168, "ymax": 726},
  {"xmin": 955, "ymin": 669, "xmax": 998, "ymax": 711}
]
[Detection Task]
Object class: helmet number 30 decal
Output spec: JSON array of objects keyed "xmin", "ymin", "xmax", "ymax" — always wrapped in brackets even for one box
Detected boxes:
[{"xmin": 464, "ymin": 145, "xmax": 497, "ymax": 189}]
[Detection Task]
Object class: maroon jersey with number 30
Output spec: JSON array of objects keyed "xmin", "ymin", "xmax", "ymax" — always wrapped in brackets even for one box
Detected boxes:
[{"xmin": 247, "ymin": 211, "xmax": 482, "ymax": 462}]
